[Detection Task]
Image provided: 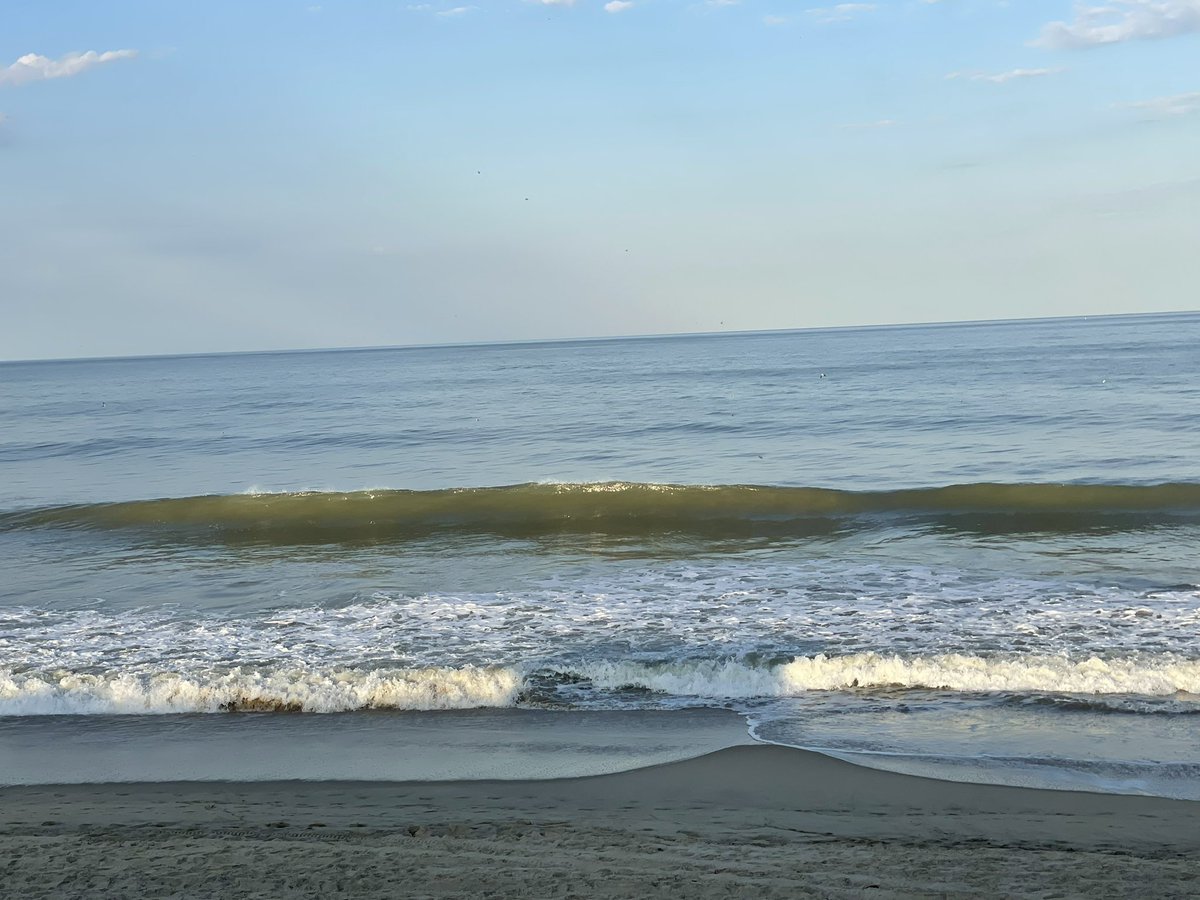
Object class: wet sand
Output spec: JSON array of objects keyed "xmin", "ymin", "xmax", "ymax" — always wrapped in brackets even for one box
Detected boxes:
[{"xmin": 2, "ymin": 744, "xmax": 1197, "ymax": 899}]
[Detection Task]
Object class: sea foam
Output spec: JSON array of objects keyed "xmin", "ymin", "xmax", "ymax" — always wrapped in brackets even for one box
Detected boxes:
[
  {"xmin": 574, "ymin": 653, "xmax": 1200, "ymax": 699},
  {"xmin": 0, "ymin": 666, "xmax": 522, "ymax": 715},
  {"xmin": 3, "ymin": 653, "xmax": 1198, "ymax": 715}
]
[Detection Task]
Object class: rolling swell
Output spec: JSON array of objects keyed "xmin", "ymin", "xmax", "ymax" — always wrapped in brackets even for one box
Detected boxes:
[{"xmin": 3, "ymin": 481, "xmax": 1200, "ymax": 542}]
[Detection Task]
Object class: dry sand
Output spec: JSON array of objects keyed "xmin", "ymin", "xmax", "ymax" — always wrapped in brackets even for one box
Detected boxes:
[{"xmin": 2, "ymin": 744, "xmax": 1197, "ymax": 899}]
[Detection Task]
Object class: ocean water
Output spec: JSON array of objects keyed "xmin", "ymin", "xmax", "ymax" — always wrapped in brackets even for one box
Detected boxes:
[{"xmin": 2, "ymin": 313, "xmax": 1198, "ymax": 796}]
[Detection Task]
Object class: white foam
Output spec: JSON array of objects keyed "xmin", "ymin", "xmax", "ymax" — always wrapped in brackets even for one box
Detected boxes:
[
  {"xmin": 0, "ymin": 666, "xmax": 522, "ymax": 715},
  {"xmin": 3, "ymin": 653, "xmax": 1198, "ymax": 715},
  {"xmin": 575, "ymin": 653, "xmax": 1200, "ymax": 698},
  {"xmin": 3, "ymin": 560, "xmax": 1199, "ymax": 715},
  {"xmin": 3, "ymin": 565, "xmax": 1197, "ymax": 679}
]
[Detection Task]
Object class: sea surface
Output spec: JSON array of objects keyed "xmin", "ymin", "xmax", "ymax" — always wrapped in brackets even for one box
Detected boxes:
[{"xmin": 2, "ymin": 313, "xmax": 1199, "ymax": 796}]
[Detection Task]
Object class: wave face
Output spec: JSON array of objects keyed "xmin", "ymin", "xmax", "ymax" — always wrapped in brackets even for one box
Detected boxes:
[
  {"xmin": 3, "ymin": 653, "xmax": 1199, "ymax": 716},
  {"xmin": 6, "ymin": 481, "xmax": 1200, "ymax": 542}
]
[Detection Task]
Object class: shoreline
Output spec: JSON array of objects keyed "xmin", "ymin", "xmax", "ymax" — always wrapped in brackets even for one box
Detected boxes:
[
  {"xmin": 0, "ymin": 707, "xmax": 754, "ymax": 784},
  {"xmin": 4, "ymin": 744, "xmax": 1198, "ymax": 898},
  {"xmin": 7, "ymin": 705, "xmax": 1197, "ymax": 802}
]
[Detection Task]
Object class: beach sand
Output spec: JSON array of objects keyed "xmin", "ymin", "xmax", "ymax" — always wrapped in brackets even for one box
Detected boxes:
[{"xmin": 2, "ymin": 744, "xmax": 1198, "ymax": 899}]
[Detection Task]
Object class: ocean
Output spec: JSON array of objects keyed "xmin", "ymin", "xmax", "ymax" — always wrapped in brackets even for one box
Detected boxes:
[{"xmin": 2, "ymin": 312, "xmax": 1198, "ymax": 797}]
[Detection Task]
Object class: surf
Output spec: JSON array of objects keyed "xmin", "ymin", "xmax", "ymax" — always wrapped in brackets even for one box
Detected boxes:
[{"xmin": 5, "ymin": 653, "xmax": 1199, "ymax": 716}]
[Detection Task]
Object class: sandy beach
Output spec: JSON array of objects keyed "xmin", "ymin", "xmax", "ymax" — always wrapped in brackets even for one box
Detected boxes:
[{"xmin": 3, "ymin": 744, "xmax": 1197, "ymax": 899}]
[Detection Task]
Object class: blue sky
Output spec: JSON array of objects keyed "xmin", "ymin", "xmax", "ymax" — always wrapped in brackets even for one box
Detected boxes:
[{"xmin": 1, "ymin": 0, "xmax": 1197, "ymax": 359}]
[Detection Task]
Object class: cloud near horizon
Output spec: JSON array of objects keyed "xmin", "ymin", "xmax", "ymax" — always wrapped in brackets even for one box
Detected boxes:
[
  {"xmin": 1033, "ymin": 0, "xmax": 1200, "ymax": 49},
  {"xmin": 1120, "ymin": 90, "xmax": 1200, "ymax": 116},
  {"xmin": 946, "ymin": 67, "xmax": 1063, "ymax": 84},
  {"xmin": 0, "ymin": 50, "xmax": 138, "ymax": 87}
]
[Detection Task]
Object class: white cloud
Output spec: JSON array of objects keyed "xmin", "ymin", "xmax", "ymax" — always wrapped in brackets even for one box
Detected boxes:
[
  {"xmin": 838, "ymin": 118, "xmax": 897, "ymax": 129},
  {"xmin": 1033, "ymin": 1, "xmax": 1200, "ymax": 49},
  {"xmin": 946, "ymin": 67, "xmax": 1063, "ymax": 84},
  {"xmin": 0, "ymin": 50, "xmax": 137, "ymax": 87},
  {"xmin": 1120, "ymin": 90, "xmax": 1200, "ymax": 116},
  {"xmin": 438, "ymin": 5, "xmax": 475, "ymax": 15},
  {"xmin": 807, "ymin": 3, "xmax": 877, "ymax": 23},
  {"xmin": 604, "ymin": 0, "xmax": 633, "ymax": 11},
  {"xmin": 530, "ymin": 0, "xmax": 576, "ymax": 6}
]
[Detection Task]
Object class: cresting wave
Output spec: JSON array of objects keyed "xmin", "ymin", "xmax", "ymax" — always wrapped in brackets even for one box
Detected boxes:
[
  {"xmin": 4, "ymin": 653, "xmax": 1198, "ymax": 715},
  {"xmin": 5, "ymin": 481, "xmax": 1200, "ymax": 540},
  {"xmin": 0, "ymin": 666, "xmax": 524, "ymax": 715},
  {"xmin": 576, "ymin": 654, "xmax": 1200, "ymax": 700}
]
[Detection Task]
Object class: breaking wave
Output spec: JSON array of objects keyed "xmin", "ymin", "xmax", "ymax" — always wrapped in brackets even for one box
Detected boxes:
[
  {"xmin": 0, "ymin": 666, "xmax": 523, "ymax": 715},
  {"xmin": 4, "ymin": 653, "xmax": 1199, "ymax": 715},
  {"xmin": 4, "ymin": 481, "xmax": 1200, "ymax": 542},
  {"xmin": 571, "ymin": 657, "xmax": 1200, "ymax": 705},
  {"xmin": 575, "ymin": 653, "xmax": 1200, "ymax": 700}
]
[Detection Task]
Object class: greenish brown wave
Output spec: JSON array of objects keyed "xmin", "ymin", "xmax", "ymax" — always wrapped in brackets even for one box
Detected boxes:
[{"xmin": 4, "ymin": 481, "xmax": 1200, "ymax": 542}]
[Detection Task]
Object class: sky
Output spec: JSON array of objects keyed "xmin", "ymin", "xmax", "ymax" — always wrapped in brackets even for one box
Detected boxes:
[{"xmin": 1, "ymin": 0, "xmax": 1197, "ymax": 360}]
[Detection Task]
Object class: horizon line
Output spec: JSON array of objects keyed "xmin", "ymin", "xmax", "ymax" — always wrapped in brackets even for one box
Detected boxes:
[{"xmin": 3, "ymin": 308, "xmax": 1196, "ymax": 366}]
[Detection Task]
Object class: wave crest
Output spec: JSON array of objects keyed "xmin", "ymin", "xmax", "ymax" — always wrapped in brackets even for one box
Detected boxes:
[
  {"xmin": 0, "ymin": 666, "xmax": 523, "ymax": 715},
  {"xmin": 4, "ymin": 653, "xmax": 1199, "ymax": 716},
  {"xmin": 577, "ymin": 653, "xmax": 1200, "ymax": 699}
]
